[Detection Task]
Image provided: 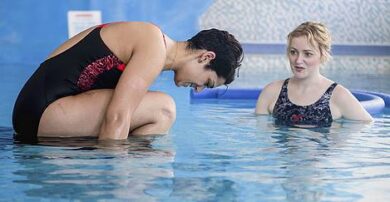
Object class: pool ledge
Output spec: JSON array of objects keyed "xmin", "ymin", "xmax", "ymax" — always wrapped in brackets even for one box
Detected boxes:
[{"xmin": 190, "ymin": 88, "xmax": 389, "ymax": 115}]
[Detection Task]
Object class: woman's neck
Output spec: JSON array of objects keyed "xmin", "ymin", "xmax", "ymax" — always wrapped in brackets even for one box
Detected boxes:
[
  {"xmin": 163, "ymin": 40, "xmax": 188, "ymax": 71},
  {"xmin": 291, "ymin": 73, "xmax": 324, "ymax": 89}
]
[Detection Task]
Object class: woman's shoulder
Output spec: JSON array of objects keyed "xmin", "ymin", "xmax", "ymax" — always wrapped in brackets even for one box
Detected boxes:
[
  {"xmin": 330, "ymin": 83, "xmax": 357, "ymax": 105},
  {"xmin": 256, "ymin": 79, "xmax": 286, "ymax": 114},
  {"xmin": 107, "ymin": 21, "xmax": 166, "ymax": 49},
  {"xmin": 259, "ymin": 79, "xmax": 286, "ymax": 101},
  {"xmin": 332, "ymin": 83, "xmax": 351, "ymax": 97},
  {"xmin": 115, "ymin": 21, "xmax": 162, "ymax": 33},
  {"xmin": 99, "ymin": 21, "xmax": 167, "ymax": 64},
  {"xmin": 262, "ymin": 79, "xmax": 286, "ymax": 93}
]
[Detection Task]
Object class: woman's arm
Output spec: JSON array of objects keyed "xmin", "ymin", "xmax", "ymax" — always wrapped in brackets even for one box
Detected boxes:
[
  {"xmin": 255, "ymin": 81, "xmax": 281, "ymax": 115},
  {"xmin": 332, "ymin": 85, "xmax": 373, "ymax": 122},
  {"xmin": 99, "ymin": 23, "xmax": 167, "ymax": 140}
]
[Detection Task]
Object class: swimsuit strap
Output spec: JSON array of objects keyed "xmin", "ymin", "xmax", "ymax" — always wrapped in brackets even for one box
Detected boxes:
[
  {"xmin": 98, "ymin": 23, "xmax": 110, "ymax": 28},
  {"xmin": 149, "ymin": 23, "xmax": 167, "ymax": 50},
  {"xmin": 279, "ymin": 78, "xmax": 290, "ymax": 98},
  {"xmin": 162, "ymin": 33, "xmax": 167, "ymax": 49},
  {"xmin": 324, "ymin": 82, "xmax": 338, "ymax": 95},
  {"xmin": 315, "ymin": 82, "xmax": 338, "ymax": 104}
]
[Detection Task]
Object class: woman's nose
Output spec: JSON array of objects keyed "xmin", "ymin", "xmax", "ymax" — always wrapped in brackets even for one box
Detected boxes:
[
  {"xmin": 195, "ymin": 85, "xmax": 205, "ymax": 92},
  {"xmin": 295, "ymin": 54, "xmax": 303, "ymax": 63}
]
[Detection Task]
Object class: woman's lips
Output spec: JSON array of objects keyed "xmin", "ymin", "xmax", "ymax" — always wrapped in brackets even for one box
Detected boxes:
[{"xmin": 294, "ymin": 65, "xmax": 305, "ymax": 72}]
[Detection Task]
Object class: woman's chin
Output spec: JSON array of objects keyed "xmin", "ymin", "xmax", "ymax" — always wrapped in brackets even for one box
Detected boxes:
[{"xmin": 292, "ymin": 74, "xmax": 306, "ymax": 79}]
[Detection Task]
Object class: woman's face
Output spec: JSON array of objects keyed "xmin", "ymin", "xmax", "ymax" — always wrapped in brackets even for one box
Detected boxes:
[
  {"xmin": 173, "ymin": 55, "xmax": 226, "ymax": 92},
  {"xmin": 288, "ymin": 36, "xmax": 322, "ymax": 79}
]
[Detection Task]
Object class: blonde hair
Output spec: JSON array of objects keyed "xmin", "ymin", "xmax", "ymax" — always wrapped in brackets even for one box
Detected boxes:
[{"xmin": 287, "ymin": 21, "xmax": 332, "ymax": 63}]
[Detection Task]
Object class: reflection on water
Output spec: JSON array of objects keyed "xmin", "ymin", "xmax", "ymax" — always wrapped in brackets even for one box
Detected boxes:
[
  {"xmin": 0, "ymin": 128, "xmax": 175, "ymax": 201},
  {"xmin": 172, "ymin": 101, "xmax": 390, "ymax": 201},
  {"xmin": 0, "ymin": 103, "xmax": 389, "ymax": 201}
]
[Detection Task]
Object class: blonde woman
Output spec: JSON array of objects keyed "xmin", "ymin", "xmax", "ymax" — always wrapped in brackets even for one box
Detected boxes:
[{"xmin": 255, "ymin": 21, "xmax": 372, "ymax": 126}]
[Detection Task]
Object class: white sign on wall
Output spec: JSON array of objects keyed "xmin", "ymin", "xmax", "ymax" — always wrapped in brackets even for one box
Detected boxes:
[{"xmin": 67, "ymin": 10, "xmax": 102, "ymax": 38}]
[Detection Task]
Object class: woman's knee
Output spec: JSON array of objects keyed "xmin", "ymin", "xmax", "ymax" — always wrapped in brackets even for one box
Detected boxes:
[
  {"xmin": 131, "ymin": 91, "xmax": 176, "ymax": 133},
  {"xmin": 156, "ymin": 93, "xmax": 176, "ymax": 124}
]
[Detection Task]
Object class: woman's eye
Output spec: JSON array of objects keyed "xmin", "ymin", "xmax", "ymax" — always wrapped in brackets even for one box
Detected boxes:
[
  {"xmin": 205, "ymin": 80, "xmax": 213, "ymax": 88},
  {"xmin": 305, "ymin": 53, "xmax": 313, "ymax": 57},
  {"xmin": 290, "ymin": 50, "xmax": 296, "ymax": 55}
]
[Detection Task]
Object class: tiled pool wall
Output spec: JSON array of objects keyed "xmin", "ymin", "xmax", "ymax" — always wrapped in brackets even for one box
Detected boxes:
[{"xmin": 199, "ymin": 0, "xmax": 390, "ymax": 92}]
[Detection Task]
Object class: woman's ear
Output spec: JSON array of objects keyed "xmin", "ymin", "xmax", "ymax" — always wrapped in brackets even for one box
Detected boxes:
[{"xmin": 198, "ymin": 51, "xmax": 216, "ymax": 63}]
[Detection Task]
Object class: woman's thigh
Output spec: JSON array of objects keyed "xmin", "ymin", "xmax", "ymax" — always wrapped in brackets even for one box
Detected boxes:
[{"xmin": 38, "ymin": 89, "xmax": 175, "ymax": 137}]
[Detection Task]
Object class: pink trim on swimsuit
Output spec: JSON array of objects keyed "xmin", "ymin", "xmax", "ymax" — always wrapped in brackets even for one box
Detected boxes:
[{"xmin": 98, "ymin": 23, "xmax": 110, "ymax": 28}]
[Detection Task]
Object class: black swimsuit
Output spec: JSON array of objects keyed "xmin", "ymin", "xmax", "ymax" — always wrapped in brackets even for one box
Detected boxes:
[
  {"xmin": 12, "ymin": 24, "xmax": 127, "ymax": 142},
  {"xmin": 272, "ymin": 78, "xmax": 338, "ymax": 127}
]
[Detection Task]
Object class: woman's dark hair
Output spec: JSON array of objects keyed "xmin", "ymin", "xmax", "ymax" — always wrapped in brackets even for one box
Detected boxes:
[{"xmin": 187, "ymin": 28, "xmax": 243, "ymax": 85}]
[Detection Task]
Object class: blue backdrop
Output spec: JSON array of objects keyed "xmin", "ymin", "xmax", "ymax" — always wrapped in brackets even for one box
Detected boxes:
[{"xmin": 0, "ymin": 0, "xmax": 213, "ymax": 65}]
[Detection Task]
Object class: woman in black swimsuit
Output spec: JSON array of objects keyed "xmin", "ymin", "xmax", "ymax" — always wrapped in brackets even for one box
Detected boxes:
[
  {"xmin": 255, "ymin": 21, "xmax": 372, "ymax": 126},
  {"xmin": 13, "ymin": 21, "xmax": 243, "ymax": 142}
]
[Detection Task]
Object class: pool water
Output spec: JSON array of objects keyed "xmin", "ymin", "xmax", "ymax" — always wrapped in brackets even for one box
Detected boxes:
[{"xmin": 1, "ymin": 83, "xmax": 389, "ymax": 202}]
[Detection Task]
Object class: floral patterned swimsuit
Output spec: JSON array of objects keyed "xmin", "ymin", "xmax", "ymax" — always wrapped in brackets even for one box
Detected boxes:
[{"xmin": 272, "ymin": 78, "xmax": 338, "ymax": 127}]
